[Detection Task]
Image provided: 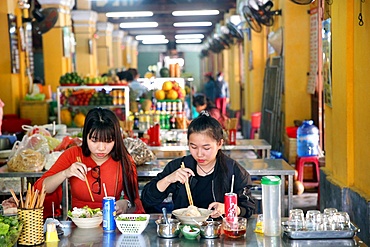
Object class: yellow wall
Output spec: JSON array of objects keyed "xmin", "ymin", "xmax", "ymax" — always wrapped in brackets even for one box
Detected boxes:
[
  {"xmin": 282, "ymin": 1, "xmax": 311, "ymax": 127},
  {"xmin": 323, "ymin": 0, "xmax": 370, "ymax": 196},
  {"xmin": 0, "ymin": 0, "xmax": 26, "ymax": 114}
]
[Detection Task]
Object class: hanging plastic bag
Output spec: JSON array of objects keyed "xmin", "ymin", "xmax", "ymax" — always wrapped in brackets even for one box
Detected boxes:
[{"xmin": 7, "ymin": 133, "xmax": 50, "ymax": 172}]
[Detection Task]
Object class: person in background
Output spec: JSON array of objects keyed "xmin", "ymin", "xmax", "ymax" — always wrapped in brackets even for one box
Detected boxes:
[
  {"xmin": 193, "ymin": 94, "xmax": 228, "ymax": 128},
  {"xmin": 34, "ymin": 107, "xmax": 145, "ymax": 216},
  {"xmin": 141, "ymin": 112, "xmax": 255, "ymax": 218},
  {"xmin": 127, "ymin": 68, "xmax": 147, "ymax": 99},
  {"xmin": 214, "ymin": 72, "xmax": 230, "ymax": 115},
  {"xmin": 203, "ymin": 72, "xmax": 215, "ymax": 103}
]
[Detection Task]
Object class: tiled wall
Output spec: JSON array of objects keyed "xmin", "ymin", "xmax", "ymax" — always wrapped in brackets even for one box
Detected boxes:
[{"xmin": 320, "ymin": 171, "xmax": 369, "ymax": 245}]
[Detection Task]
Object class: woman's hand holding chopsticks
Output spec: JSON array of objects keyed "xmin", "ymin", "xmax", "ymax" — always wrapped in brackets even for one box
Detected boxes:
[{"xmin": 156, "ymin": 163, "xmax": 195, "ymax": 192}]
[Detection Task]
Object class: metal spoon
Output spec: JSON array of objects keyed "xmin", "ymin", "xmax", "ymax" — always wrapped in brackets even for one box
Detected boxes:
[{"xmin": 162, "ymin": 207, "xmax": 169, "ymax": 224}]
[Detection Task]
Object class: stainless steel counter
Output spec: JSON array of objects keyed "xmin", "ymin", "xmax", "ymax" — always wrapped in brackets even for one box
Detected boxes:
[
  {"xmin": 137, "ymin": 158, "xmax": 295, "ymax": 216},
  {"xmin": 41, "ymin": 214, "xmax": 366, "ymax": 247},
  {"xmin": 148, "ymin": 139, "xmax": 272, "ymax": 158}
]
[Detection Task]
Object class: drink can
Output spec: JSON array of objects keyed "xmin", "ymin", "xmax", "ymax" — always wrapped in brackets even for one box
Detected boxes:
[
  {"xmin": 224, "ymin": 192, "xmax": 238, "ymax": 219},
  {"xmin": 103, "ymin": 196, "xmax": 116, "ymax": 232},
  {"xmin": 103, "ymin": 231, "xmax": 116, "ymax": 247}
]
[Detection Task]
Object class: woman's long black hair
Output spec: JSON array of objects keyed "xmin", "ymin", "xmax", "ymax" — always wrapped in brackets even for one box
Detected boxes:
[
  {"xmin": 81, "ymin": 107, "xmax": 138, "ymax": 205},
  {"xmin": 187, "ymin": 112, "xmax": 228, "ymax": 199}
]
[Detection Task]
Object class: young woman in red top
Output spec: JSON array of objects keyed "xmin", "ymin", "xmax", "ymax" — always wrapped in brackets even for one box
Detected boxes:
[{"xmin": 34, "ymin": 108, "xmax": 144, "ymax": 215}]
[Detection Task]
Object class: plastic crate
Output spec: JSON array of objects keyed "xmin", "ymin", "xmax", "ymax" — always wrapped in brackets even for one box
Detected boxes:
[
  {"xmin": 284, "ymin": 134, "xmax": 297, "ymax": 164},
  {"xmin": 20, "ymin": 100, "xmax": 49, "ymax": 125}
]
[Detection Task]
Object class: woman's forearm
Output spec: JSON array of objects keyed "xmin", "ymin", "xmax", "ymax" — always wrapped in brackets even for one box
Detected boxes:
[
  {"xmin": 43, "ymin": 170, "xmax": 67, "ymax": 193},
  {"xmin": 156, "ymin": 176, "xmax": 171, "ymax": 192}
]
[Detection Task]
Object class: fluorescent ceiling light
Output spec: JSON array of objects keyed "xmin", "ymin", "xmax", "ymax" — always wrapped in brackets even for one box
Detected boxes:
[
  {"xmin": 172, "ymin": 10, "xmax": 219, "ymax": 16},
  {"xmin": 142, "ymin": 39, "xmax": 169, "ymax": 44},
  {"xmin": 175, "ymin": 34, "xmax": 204, "ymax": 39},
  {"xmin": 175, "ymin": 39, "xmax": 202, "ymax": 44},
  {"xmin": 120, "ymin": 22, "xmax": 158, "ymax": 28},
  {"xmin": 106, "ymin": 11, "xmax": 153, "ymax": 18},
  {"xmin": 135, "ymin": 35, "xmax": 166, "ymax": 40},
  {"xmin": 173, "ymin": 22, "xmax": 212, "ymax": 27}
]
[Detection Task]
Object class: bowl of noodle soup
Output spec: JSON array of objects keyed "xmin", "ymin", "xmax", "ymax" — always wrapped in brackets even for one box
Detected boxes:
[{"xmin": 172, "ymin": 206, "xmax": 212, "ymax": 225}]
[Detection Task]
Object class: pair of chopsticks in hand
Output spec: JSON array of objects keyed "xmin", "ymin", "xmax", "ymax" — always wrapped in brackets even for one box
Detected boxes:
[
  {"xmin": 9, "ymin": 183, "xmax": 46, "ymax": 209},
  {"xmin": 76, "ymin": 156, "xmax": 94, "ymax": 202},
  {"xmin": 181, "ymin": 162, "xmax": 194, "ymax": 206}
]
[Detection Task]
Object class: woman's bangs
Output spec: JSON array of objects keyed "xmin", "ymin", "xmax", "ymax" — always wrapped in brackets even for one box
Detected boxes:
[{"xmin": 89, "ymin": 126, "xmax": 114, "ymax": 142}]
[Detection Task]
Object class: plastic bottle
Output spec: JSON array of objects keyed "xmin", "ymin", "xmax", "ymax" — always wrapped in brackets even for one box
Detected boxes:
[
  {"xmin": 296, "ymin": 120, "xmax": 319, "ymax": 157},
  {"xmin": 261, "ymin": 176, "xmax": 281, "ymax": 236}
]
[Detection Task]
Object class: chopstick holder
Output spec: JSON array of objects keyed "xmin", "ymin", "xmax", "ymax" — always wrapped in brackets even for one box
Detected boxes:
[{"xmin": 181, "ymin": 162, "xmax": 194, "ymax": 206}]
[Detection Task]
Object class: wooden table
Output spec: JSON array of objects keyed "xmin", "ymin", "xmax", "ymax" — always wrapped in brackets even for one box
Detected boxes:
[{"xmin": 137, "ymin": 158, "xmax": 295, "ymax": 216}]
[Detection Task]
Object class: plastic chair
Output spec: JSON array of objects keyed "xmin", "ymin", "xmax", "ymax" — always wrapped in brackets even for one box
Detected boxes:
[
  {"xmin": 250, "ymin": 112, "xmax": 261, "ymax": 139},
  {"xmin": 295, "ymin": 156, "xmax": 320, "ymax": 187}
]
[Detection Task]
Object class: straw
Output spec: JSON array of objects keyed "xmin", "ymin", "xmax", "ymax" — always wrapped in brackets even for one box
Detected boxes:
[
  {"xmin": 103, "ymin": 183, "xmax": 108, "ymax": 197},
  {"xmin": 230, "ymin": 175, "xmax": 235, "ymax": 193},
  {"xmin": 180, "ymin": 162, "xmax": 194, "ymax": 206},
  {"xmin": 77, "ymin": 156, "xmax": 94, "ymax": 202}
]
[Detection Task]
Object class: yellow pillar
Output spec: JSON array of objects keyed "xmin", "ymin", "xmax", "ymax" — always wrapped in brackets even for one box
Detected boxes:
[
  {"xmin": 228, "ymin": 43, "xmax": 241, "ymax": 111},
  {"xmin": 0, "ymin": 0, "xmax": 23, "ymax": 114},
  {"xmin": 96, "ymin": 22, "xmax": 114, "ymax": 75},
  {"xmin": 130, "ymin": 40, "xmax": 138, "ymax": 69},
  {"xmin": 71, "ymin": 10, "xmax": 98, "ymax": 77},
  {"xmin": 39, "ymin": 0, "xmax": 74, "ymax": 92},
  {"xmin": 112, "ymin": 29, "xmax": 125, "ymax": 69},
  {"xmin": 122, "ymin": 36, "xmax": 133, "ymax": 69}
]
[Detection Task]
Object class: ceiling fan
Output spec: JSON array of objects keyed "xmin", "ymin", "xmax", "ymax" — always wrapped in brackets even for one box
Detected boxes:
[
  {"xmin": 242, "ymin": 5, "xmax": 263, "ymax": 33},
  {"xmin": 242, "ymin": 0, "xmax": 282, "ymax": 32},
  {"xmin": 31, "ymin": 7, "xmax": 59, "ymax": 35},
  {"xmin": 225, "ymin": 22, "xmax": 244, "ymax": 41},
  {"xmin": 290, "ymin": 0, "xmax": 316, "ymax": 5}
]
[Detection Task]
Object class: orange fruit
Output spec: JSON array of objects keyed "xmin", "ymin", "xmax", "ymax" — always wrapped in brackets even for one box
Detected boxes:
[
  {"xmin": 166, "ymin": 89, "xmax": 178, "ymax": 100},
  {"xmin": 155, "ymin": 90, "xmax": 166, "ymax": 100},
  {"xmin": 74, "ymin": 112, "xmax": 86, "ymax": 128},
  {"xmin": 162, "ymin": 81, "xmax": 173, "ymax": 91}
]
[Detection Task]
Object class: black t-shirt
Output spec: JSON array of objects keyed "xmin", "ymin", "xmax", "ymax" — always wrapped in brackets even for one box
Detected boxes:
[{"xmin": 192, "ymin": 172, "xmax": 214, "ymax": 209}]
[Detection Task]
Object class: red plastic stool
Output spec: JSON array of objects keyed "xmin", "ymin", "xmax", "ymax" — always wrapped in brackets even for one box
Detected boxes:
[
  {"xmin": 250, "ymin": 112, "xmax": 261, "ymax": 139},
  {"xmin": 295, "ymin": 156, "xmax": 320, "ymax": 187}
]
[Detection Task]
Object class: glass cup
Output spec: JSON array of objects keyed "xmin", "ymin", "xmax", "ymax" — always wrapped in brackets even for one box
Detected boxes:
[
  {"xmin": 323, "ymin": 208, "xmax": 338, "ymax": 215},
  {"xmin": 288, "ymin": 209, "xmax": 305, "ymax": 231},
  {"xmin": 223, "ymin": 217, "xmax": 247, "ymax": 238},
  {"xmin": 322, "ymin": 208, "xmax": 338, "ymax": 230},
  {"xmin": 305, "ymin": 210, "xmax": 322, "ymax": 231},
  {"xmin": 333, "ymin": 212, "xmax": 350, "ymax": 230}
]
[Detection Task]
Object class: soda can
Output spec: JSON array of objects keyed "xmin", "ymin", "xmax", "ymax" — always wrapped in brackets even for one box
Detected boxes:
[
  {"xmin": 103, "ymin": 196, "xmax": 116, "ymax": 232},
  {"xmin": 224, "ymin": 192, "xmax": 238, "ymax": 219},
  {"xmin": 103, "ymin": 231, "xmax": 116, "ymax": 247}
]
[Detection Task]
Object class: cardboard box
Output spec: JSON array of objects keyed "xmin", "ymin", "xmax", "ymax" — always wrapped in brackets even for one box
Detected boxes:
[
  {"xmin": 284, "ymin": 134, "xmax": 297, "ymax": 164},
  {"xmin": 20, "ymin": 100, "xmax": 49, "ymax": 125}
]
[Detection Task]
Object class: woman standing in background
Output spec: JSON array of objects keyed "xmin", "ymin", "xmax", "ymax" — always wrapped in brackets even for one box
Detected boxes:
[{"xmin": 214, "ymin": 72, "xmax": 229, "ymax": 115}]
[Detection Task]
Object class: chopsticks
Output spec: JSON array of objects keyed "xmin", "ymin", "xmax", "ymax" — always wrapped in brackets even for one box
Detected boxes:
[
  {"xmin": 77, "ymin": 156, "xmax": 94, "ymax": 202},
  {"xmin": 12, "ymin": 183, "xmax": 46, "ymax": 209},
  {"xmin": 181, "ymin": 162, "xmax": 193, "ymax": 206}
]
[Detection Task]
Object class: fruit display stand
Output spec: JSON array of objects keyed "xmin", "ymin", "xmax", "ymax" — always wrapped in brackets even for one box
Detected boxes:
[
  {"xmin": 137, "ymin": 77, "xmax": 185, "ymax": 91},
  {"xmin": 56, "ymin": 85, "xmax": 130, "ymax": 128}
]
